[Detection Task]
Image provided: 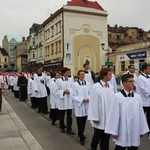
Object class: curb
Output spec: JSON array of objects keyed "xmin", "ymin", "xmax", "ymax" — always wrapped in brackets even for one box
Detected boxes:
[{"xmin": 2, "ymin": 96, "xmax": 43, "ymax": 150}]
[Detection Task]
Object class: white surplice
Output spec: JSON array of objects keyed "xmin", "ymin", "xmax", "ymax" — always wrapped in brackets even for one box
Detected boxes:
[
  {"xmin": 34, "ymin": 73, "xmax": 47, "ymax": 98},
  {"xmin": 108, "ymin": 73, "xmax": 117, "ymax": 93},
  {"xmin": 28, "ymin": 78, "xmax": 35, "ymax": 97},
  {"xmin": 84, "ymin": 71, "xmax": 94, "ymax": 86},
  {"xmin": 136, "ymin": 74, "xmax": 150, "ymax": 107},
  {"xmin": 56, "ymin": 77, "xmax": 73, "ymax": 110},
  {"xmin": 71, "ymin": 80, "xmax": 90, "ymax": 117},
  {"xmin": 13, "ymin": 76, "xmax": 19, "ymax": 91},
  {"xmin": 49, "ymin": 79, "xmax": 59, "ymax": 109},
  {"xmin": 88, "ymin": 82, "xmax": 114, "ymax": 130},
  {"xmin": 105, "ymin": 92, "xmax": 149, "ymax": 147}
]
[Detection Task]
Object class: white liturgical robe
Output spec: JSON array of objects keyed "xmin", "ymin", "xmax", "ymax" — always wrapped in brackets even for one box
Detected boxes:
[
  {"xmin": 136, "ymin": 74, "xmax": 150, "ymax": 107},
  {"xmin": 49, "ymin": 79, "xmax": 58, "ymax": 109},
  {"xmin": 56, "ymin": 77, "xmax": 73, "ymax": 110},
  {"xmin": 28, "ymin": 78, "xmax": 35, "ymax": 97},
  {"xmin": 88, "ymin": 82, "xmax": 114, "ymax": 130},
  {"xmin": 84, "ymin": 71, "xmax": 94, "ymax": 86},
  {"xmin": 108, "ymin": 73, "xmax": 117, "ymax": 93},
  {"xmin": 71, "ymin": 80, "xmax": 90, "ymax": 117},
  {"xmin": 34, "ymin": 73, "xmax": 47, "ymax": 98},
  {"xmin": 13, "ymin": 76, "xmax": 19, "ymax": 91},
  {"xmin": 105, "ymin": 92, "xmax": 149, "ymax": 147}
]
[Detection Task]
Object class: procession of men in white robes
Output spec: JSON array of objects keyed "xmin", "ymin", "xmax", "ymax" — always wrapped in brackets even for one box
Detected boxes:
[{"xmin": 0, "ymin": 62, "xmax": 150, "ymax": 149}]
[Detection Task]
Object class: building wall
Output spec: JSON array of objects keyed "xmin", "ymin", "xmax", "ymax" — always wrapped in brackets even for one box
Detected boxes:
[
  {"xmin": 0, "ymin": 54, "xmax": 8, "ymax": 69},
  {"xmin": 44, "ymin": 13, "xmax": 63, "ymax": 62},
  {"xmin": 16, "ymin": 57, "xmax": 22, "ymax": 72},
  {"xmin": 63, "ymin": 6, "xmax": 108, "ymax": 75},
  {"xmin": 109, "ymin": 42, "xmax": 150, "ymax": 75},
  {"xmin": 16, "ymin": 40, "xmax": 27, "ymax": 57},
  {"xmin": 126, "ymin": 28, "xmax": 138, "ymax": 39},
  {"xmin": 2, "ymin": 36, "xmax": 9, "ymax": 53}
]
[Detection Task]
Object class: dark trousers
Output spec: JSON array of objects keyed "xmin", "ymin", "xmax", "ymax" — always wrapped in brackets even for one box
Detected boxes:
[
  {"xmin": 36, "ymin": 97, "xmax": 48, "ymax": 114},
  {"xmin": 143, "ymin": 107, "xmax": 150, "ymax": 130},
  {"xmin": 14, "ymin": 91, "xmax": 19, "ymax": 98},
  {"xmin": 19, "ymin": 86, "xmax": 27, "ymax": 101},
  {"xmin": 11, "ymin": 86, "xmax": 14, "ymax": 92},
  {"xmin": 76, "ymin": 116, "xmax": 87, "ymax": 141},
  {"xmin": 91, "ymin": 128, "xmax": 110, "ymax": 150},
  {"xmin": 49, "ymin": 108, "xmax": 59, "ymax": 123},
  {"xmin": 59, "ymin": 109, "xmax": 72, "ymax": 131},
  {"xmin": 115, "ymin": 145, "xmax": 138, "ymax": 150},
  {"xmin": 30, "ymin": 97, "xmax": 37, "ymax": 109}
]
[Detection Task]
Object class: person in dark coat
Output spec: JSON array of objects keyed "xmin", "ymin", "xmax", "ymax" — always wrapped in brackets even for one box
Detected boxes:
[{"xmin": 17, "ymin": 72, "xmax": 28, "ymax": 101}]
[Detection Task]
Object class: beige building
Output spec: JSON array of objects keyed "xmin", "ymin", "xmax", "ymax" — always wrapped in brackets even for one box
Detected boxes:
[
  {"xmin": 109, "ymin": 42, "xmax": 150, "ymax": 75},
  {"xmin": 27, "ymin": 23, "xmax": 44, "ymax": 71},
  {"xmin": 43, "ymin": 0, "xmax": 108, "ymax": 75},
  {"xmin": 0, "ymin": 48, "xmax": 9, "ymax": 71},
  {"xmin": 14, "ymin": 38, "xmax": 28, "ymax": 72},
  {"xmin": 16, "ymin": 52, "xmax": 28, "ymax": 72}
]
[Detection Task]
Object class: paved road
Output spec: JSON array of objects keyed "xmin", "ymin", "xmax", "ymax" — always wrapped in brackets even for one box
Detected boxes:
[{"xmin": 3, "ymin": 90, "xmax": 150, "ymax": 150}]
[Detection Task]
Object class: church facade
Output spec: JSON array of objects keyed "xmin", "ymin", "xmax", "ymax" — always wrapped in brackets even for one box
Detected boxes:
[{"xmin": 30, "ymin": 0, "xmax": 109, "ymax": 75}]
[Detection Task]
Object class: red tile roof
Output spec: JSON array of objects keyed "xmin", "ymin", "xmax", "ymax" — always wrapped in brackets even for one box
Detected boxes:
[{"xmin": 66, "ymin": 0, "xmax": 104, "ymax": 11}]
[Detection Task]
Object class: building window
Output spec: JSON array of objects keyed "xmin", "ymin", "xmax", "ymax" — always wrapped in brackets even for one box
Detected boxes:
[
  {"xmin": 55, "ymin": 23, "xmax": 58, "ymax": 34},
  {"xmin": 59, "ymin": 21, "xmax": 61, "ymax": 33},
  {"xmin": 48, "ymin": 29, "xmax": 50, "ymax": 39},
  {"xmin": 108, "ymin": 34, "xmax": 111, "ymax": 38},
  {"xmin": 56, "ymin": 42, "xmax": 58, "ymax": 54},
  {"xmin": 5, "ymin": 58, "xmax": 7, "ymax": 62},
  {"xmin": 129, "ymin": 60, "xmax": 134, "ymax": 65},
  {"xmin": 33, "ymin": 39, "xmax": 35, "ymax": 45},
  {"xmin": 51, "ymin": 44, "xmax": 54, "ymax": 55},
  {"xmin": 59, "ymin": 41, "xmax": 61, "ymax": 53},
  {"xmin": 33, "ymin": 51, "xmax": 35, "ymax": 58},
  {"xmin": 139, "ymin": 59, "xmax": 145, "ymax": 71},
  {"xmin": 48, "ymin": 46, "xmax": 50, "ymax": 56},
  {"xmin": 121, "ymin": 61, "xmax": 125, "ymax": 71},
  {"xmin": 51, "ymin": 26, "xmax": 54, "ymax": 37},
  {"xmin": 45, "ymin": 31, "xmax": 47, "ymax": 41},
  {"xmin": 39, "ymin": 49, "xmax": 42, "ymax": 57}
]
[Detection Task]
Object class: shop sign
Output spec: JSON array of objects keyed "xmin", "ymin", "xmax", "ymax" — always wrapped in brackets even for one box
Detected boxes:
[{"xmin": 127, "ymin": 52, "xmax": 146, "ymax": 59}]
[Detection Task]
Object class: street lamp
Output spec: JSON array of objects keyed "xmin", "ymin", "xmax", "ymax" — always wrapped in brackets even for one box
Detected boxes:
[{"xmin": 101, "ymin": 43, "xmax": 109, "ymax": 62}]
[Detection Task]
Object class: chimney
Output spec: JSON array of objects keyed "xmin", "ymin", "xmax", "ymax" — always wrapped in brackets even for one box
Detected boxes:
[
  {"xmin": 83, "ymin": 0, "xmax": 88, "ymax": 4},
  {"xmin": 22, "ymin": 37, "xmax": 25, "ymax": 42}
]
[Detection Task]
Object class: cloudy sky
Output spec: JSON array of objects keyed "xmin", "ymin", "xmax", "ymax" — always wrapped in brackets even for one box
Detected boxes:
[{"xmin": 0, "ymin": 0, "xmax": 149, "ymax": 46}]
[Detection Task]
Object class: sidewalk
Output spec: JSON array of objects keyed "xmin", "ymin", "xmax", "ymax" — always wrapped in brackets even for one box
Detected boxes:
[{"xmin": 0, "ymin": 96, "xmax": 43, "ymax": 150}]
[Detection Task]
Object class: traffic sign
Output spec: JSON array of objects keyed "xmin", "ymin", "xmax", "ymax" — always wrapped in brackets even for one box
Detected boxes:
[{"xmin": 105, "ymin": 62, "xmax": 113, "ymax": 66}]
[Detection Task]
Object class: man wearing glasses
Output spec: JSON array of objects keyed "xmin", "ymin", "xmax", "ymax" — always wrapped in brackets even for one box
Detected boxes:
[{"xmin": 105, "ymin": 74, "xmax": 149, "ymax": 150}]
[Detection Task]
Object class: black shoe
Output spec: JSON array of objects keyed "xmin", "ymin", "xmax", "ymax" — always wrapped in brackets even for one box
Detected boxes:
[
  {"xmin": 80, "ymin": 140, "xmax": 85, "ymax": 146},
  {"xmin": 67, "ymin": 130, "xmax": 75, "ymax": 135},
  {"xmin": 61, "ymin": 129, "xmax": 65, "ymax": 133},
  {"xmin": 52, "ymin": 122, "xmax": 55, "ymax": 126}
]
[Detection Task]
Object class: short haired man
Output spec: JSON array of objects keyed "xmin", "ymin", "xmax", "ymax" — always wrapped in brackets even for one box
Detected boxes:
[
  {"xmin": 136, "ymin": 63, "xmax": 150, "ymax": 139},
  {"xmin": 105, "ymin": 74, "xmax": 149, "ymax": 150},
  {"xmin": 120, "ymin": 65, "xmax": 137, "ymax": 91},
  {"xmin": 83, "ymin": 63, "xmax": 94, "ymax": 86},
  {"xmin": 34, "ymin": 66, "xmax": 48, "ymax": 114},
  {"xmin": 49, "ymin": 72, "xmax": 60, "ymax": 126},
  {"xmin": 88, "ymin": 68, "xmax": 114, "ymax": 150},
  {"xmin": 56, "ymin": 67, "xmax": 75, "ymax": 135},
  {"xmin": 71, "ymin": 70, "xmax": 90, "ymax": 145}
]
